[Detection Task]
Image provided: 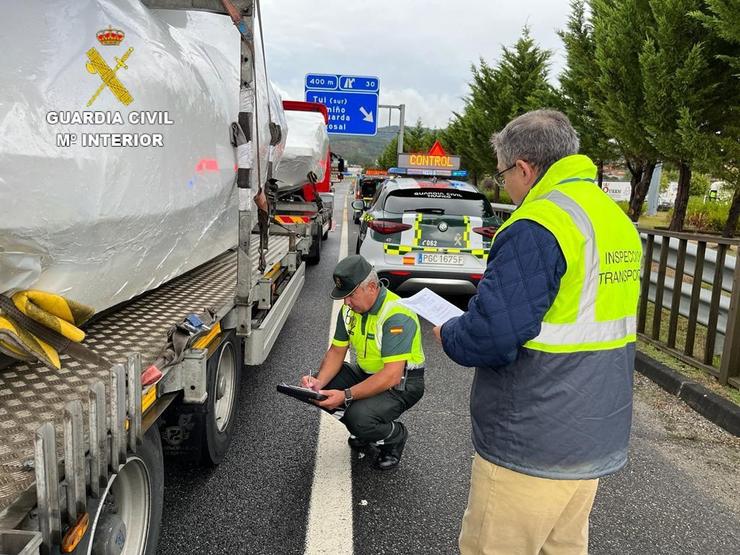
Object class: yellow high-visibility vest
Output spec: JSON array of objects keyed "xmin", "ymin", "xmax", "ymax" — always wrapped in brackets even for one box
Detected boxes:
[
  {"xmin": 494, "ymin": 154, "xmax": 642, "ymax": 353},
  {"xmin": 337, "ymin": 289, "xmax": 425, "ymax": 373}
]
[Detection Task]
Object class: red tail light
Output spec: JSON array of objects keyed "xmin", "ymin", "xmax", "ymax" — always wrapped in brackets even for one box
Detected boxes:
[
  {"xmin": 389, "ymin": 271, "xmax": 411, "ymax": 276},
  {"xmin": 367, "ymin": 220, "xmax": 412, "ymax": 234},
  {"xmin": 470, "ymin": 274, "xmax": 483, "ymax": 280},
  {"xmin": 472, "ymin": 226, "xmax": 498, "ymax": 238}
]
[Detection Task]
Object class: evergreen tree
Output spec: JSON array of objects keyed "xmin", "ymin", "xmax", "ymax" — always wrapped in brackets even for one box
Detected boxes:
[
  {"xmin": 591, "ymin": 0, "xmax": 659, "ymax": 221},
  {"xmin": 450, "ymin": 27, "xmax": 557, "ymax": 191},
  {"xmin": 376, "ymin": 136, "xmax": 399, "ymax": 169},
  {"xmin": 686, "ymin": 0, "xmax": 740, "ymax": 236},
  {"xmin": 376, "ymin": 120, "xmax": 442, "ymax": 169},
  {"xmin": 441, "ymin": 112, "xmax": 485, "ymax": 185},
  {"xmin": 558, "ymin": 0, "xmax": 619, "ymax": 187},
  {"xmin": 640, "ymin": 0, "xmax": 735, "ymax": 231},
  {"xmin": 497, "ymin": 27, "xmax": 560, "ymax": 115}
]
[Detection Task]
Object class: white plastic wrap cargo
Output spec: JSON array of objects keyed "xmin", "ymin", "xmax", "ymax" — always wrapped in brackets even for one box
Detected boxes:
[
  {"xmin": 0, "ymin": 0, "xmax": 287, "ymax": 312},
  {"xmin": 273, "ymin": 111, "xmax": 330, "ymax": 194}
]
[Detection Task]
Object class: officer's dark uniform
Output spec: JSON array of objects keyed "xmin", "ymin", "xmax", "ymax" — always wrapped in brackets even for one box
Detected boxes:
[{"xmin": 327, "ymin": 256, "xmax": 425, "ymax": 469}]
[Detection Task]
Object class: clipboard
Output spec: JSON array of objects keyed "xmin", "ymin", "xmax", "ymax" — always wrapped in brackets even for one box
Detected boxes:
[{"xmin": 276, "ymin": 383, "xmax": 328, "ymax": 403}]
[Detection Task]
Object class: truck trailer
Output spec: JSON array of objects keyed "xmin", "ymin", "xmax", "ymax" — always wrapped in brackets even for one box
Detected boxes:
[
  {"xmin": 273, "ymin": 100, "xmax": 335, "ymax": 265},
  {"xmin": 0, "ymin": 1, "xmax": 307, "ymax": 554}
]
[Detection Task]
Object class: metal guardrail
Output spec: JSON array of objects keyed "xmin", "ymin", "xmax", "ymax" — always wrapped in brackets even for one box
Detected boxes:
[
  {"xmin": 638, "ymin": 228, "xmax": 740, "ymax": 388},
  {"xmin": 489, "ymin": 203, "xmax": 739, "ymax": 388},
  {"xmin": 644, "ymin": 235, "xmax": 734, "ymax": 354}
]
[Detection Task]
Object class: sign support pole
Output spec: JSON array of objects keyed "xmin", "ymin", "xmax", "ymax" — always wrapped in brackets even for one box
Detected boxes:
[{"xmin": 379, "ymin": 103, "xmax": 405, "ymax": 155}]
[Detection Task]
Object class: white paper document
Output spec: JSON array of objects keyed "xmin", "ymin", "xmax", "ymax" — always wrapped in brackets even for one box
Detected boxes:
[{"xmin": 397, "ymin": 288, "xmax": 464, "ymax": 326}]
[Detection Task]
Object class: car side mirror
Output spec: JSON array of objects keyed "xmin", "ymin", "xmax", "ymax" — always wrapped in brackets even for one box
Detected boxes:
[{"xmin": 351, "ymin": 200, "xmax": 365, "ymax": 210}]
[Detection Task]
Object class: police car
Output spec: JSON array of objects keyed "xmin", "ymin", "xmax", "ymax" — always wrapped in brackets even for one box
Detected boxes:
[{"xmin": 353, "ymin": 178, "xmax": 502, "ymax": 293}]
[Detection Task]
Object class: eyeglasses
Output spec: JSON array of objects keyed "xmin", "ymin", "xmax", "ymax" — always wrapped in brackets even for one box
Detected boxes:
[{"xmin": 493, "ymin": 164, "xmax": 516, "ymax": 188}]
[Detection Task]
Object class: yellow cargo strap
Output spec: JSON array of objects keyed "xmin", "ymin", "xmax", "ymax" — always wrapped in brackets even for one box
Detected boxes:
[{"xmin": 0, "ymin": 291, "xmax": 96, "ymax": 370}]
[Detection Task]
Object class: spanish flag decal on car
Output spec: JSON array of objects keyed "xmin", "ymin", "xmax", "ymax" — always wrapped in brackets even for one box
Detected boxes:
[{"xmin": 389, "ymin": 326, "xmax": 404, "ymax": 335}]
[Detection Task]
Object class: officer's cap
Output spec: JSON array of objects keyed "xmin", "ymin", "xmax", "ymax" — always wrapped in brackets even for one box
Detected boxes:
[{"xmin": 331, "ymin": 255, "xmax": 373, "ymax": 299}]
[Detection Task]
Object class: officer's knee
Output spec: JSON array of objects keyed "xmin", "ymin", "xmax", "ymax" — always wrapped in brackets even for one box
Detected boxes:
[{"xmin": 343, "ymin": 404, "xmax": 379, "ymax": 439}]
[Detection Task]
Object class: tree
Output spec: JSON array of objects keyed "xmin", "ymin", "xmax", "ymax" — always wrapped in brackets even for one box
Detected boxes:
[
  {"xmin": 440, "ymin": 112, "xmax": 485, "ymax": 185},
  {"xmin": 376, "ymin": 120, "xmax": 441, "ymax": 169},
  {"xmin": 449, "ymin": 27, "xmax": 557, "ymax": 191},
  {"xmin": 591, "ymin": 0, "xmax": 660, "ymax": 222},
  {"xmin": 558, "ymin": 0, "xmax": 619, "ymax": 187},
  {"xmin": 685, "ymin": 0, "xmax": 740, "ymax": 236},
  {"xmin": 376, "ymin": 136, "xmax": 399, "ymax": 169},
  {"xmin": 496, "ymin": 27, "xmax": 560, "ymax": 116},
  {"xmin": 640, "ymin": 0, "xmax": 736, "ymax": 231}
]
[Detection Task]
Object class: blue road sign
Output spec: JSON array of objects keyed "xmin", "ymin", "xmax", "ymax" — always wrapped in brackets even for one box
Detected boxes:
[{"xmin": 305, "ymin": 73, "xmax": 380, "ymax": 136}]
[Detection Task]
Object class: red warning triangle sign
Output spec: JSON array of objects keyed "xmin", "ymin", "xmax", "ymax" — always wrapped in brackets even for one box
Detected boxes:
[{"xmin": 427, "ymin": 140, "xmax": 447, "ymax": 157}]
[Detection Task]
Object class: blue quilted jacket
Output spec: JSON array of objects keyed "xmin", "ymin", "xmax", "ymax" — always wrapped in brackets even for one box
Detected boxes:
[
  {"xmin": 442, "ymin": 220, "xmax": 565, "ymax": 368},
  {"xmin": 442, "ymin": 218, "xmax": 633, "ymax": 479}
]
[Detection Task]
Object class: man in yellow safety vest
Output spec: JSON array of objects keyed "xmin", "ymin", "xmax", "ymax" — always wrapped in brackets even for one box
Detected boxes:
[
  {"xmin": 435, "ymin": 109, "xmax": 642, "ymax": 554},
  {"xmin": 302, "ymin": 255, "xmax": 425, "ymax": 470}
]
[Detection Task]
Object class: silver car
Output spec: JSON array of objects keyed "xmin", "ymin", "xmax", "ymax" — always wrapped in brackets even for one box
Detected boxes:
[{"xmin": 355, "ymin": 178, "xmax": 502, "ymax": 294}]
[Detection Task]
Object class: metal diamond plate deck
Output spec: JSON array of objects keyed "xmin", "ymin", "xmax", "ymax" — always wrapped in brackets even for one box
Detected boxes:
[{"xmin": 0, "ymin": 236, "xmax": 289, "ymax": 514}]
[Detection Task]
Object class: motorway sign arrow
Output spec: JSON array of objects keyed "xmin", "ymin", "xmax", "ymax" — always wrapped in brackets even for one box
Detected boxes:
[{"xmin": 359, "ymin": 106, "xmax": 374, "ymax": 123}]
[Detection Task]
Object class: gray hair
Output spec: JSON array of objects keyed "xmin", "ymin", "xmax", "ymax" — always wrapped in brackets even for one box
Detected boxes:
[
  {"xmin": 491, "ymin": 110, "xmax": 579, "ymax": 173},
  {"xmin": 359, "ymin": 269, "xmax": 380, "ymax": 289}
]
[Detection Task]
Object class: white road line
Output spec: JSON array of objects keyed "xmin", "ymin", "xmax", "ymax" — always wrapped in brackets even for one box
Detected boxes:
[{"xmin": 304, "ymin": 190, "xmax": 353, "ymax": 555}]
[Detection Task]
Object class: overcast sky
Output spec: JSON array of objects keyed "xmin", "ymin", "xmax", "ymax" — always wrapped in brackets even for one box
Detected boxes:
[{"xmin": 261, "ymin": 0, "xmax": 574, "ymax": 129}]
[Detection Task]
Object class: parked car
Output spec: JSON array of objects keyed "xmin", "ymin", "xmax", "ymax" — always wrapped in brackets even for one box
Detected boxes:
[{"xmin": 354, "ymin": 178, "xmax": 502, "ymax": 294}]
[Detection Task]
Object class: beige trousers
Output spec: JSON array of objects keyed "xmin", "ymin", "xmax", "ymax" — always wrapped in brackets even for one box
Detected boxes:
[{"xmin": 459, "ymin": 454, "xmax": 599, "ymax": 555}]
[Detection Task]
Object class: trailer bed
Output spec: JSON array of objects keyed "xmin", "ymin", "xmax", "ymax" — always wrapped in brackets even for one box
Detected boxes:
[{"xmin": 0, "ymin": 235, "xmax": 290, "ymax": 515}]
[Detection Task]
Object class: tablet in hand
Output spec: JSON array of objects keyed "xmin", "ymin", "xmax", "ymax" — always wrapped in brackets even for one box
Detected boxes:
[{"xmin": 277, "ymin": 383, "xmax": 328, "ymax": 402}]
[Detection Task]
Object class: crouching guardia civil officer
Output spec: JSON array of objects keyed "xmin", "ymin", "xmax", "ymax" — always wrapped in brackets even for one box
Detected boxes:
[{"xmin": 301, "ymin": 255, "xmax": 425, "ymax": 470}]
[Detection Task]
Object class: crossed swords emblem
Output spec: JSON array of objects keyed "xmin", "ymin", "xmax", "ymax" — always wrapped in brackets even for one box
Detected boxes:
[{"xmin": 85, "ymin": 46, "xmax": 134, "ymax": 107}]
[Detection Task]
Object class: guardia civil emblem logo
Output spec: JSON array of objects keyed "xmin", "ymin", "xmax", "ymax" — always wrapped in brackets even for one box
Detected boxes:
[{"xmin": 85, "ymin": 26, "xmax": 134, "ymax": 107}]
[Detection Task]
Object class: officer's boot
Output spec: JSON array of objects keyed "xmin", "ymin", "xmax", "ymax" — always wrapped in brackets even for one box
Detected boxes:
[
  {"xmin": 375, "ymin": 423, "xmax": 407, "ymax": 471},
  {"xmin": 347, "ymin": 435, "xmax": 370, "ymax": 451}
]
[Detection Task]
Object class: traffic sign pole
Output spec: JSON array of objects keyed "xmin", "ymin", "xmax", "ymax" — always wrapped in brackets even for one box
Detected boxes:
[{"xmin": 379, "ymin": 103, "xmax": 405, "ymax": 154}]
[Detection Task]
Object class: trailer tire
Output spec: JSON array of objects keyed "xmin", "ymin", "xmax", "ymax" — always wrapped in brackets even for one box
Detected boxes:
[
  {"xmin": 322, "ymin": 217, "xmax": 332, "ymax": 240},
  {"xmin": 305, "ymin": 225, "xmax": 322, "ymax": 265},
  {"xmin": 201, "ymin": 331, "xmax": 242, "ymax": 466},
  {"xmin": 88, "ymin": 425, "xmax": 164, "ymax": 555}
]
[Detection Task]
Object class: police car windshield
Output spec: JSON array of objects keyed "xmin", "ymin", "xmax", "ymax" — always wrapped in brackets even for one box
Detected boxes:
[{"xmin": 383, "ymin": 188, "xmax": 493, "ymax": 217}]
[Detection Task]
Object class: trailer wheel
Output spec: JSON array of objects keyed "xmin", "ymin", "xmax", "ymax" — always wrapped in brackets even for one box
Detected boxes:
[
  {"xmin": 201, "ymin": 332, "xmax": 242, "ymax": 466},
  {"xmin": 305, "ymin": 225, "xmax": 322, "ymax": 265},
  {"xmin": 89, "ymin": 425, "xmax": 164, "ymax": 555}
]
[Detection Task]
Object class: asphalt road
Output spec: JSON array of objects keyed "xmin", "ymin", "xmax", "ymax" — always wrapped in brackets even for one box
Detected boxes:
[{"xmin": 158, "ymin": 181, "xmax": 740, "ymax": 554}]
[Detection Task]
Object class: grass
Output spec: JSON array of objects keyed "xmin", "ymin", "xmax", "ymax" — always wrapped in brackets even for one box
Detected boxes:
[
  {"xmin": 638, "ymin": 211, "xmax": 670, "ymax": 229},
  {"xmin": 638, "ymin": 300, "xmax": 740, "ymax": 406},
  {"xmin": 638, "ymin": 341, "xmax": 740, "ymax": 406}
]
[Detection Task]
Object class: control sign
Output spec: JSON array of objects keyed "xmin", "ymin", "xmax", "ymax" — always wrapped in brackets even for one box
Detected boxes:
[
  {"xmin": 391, "ymin": 141, "xmax": 467, "ymax": 178},
  {"xmin": 305, "ymin": 73, "xmax": 379, "ymax": 136}
]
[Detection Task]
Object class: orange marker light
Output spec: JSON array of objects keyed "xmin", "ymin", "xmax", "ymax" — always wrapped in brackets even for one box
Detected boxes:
[{"xmin": 61, "ymin": 513, "xmax": 90, "ymax": 553}]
